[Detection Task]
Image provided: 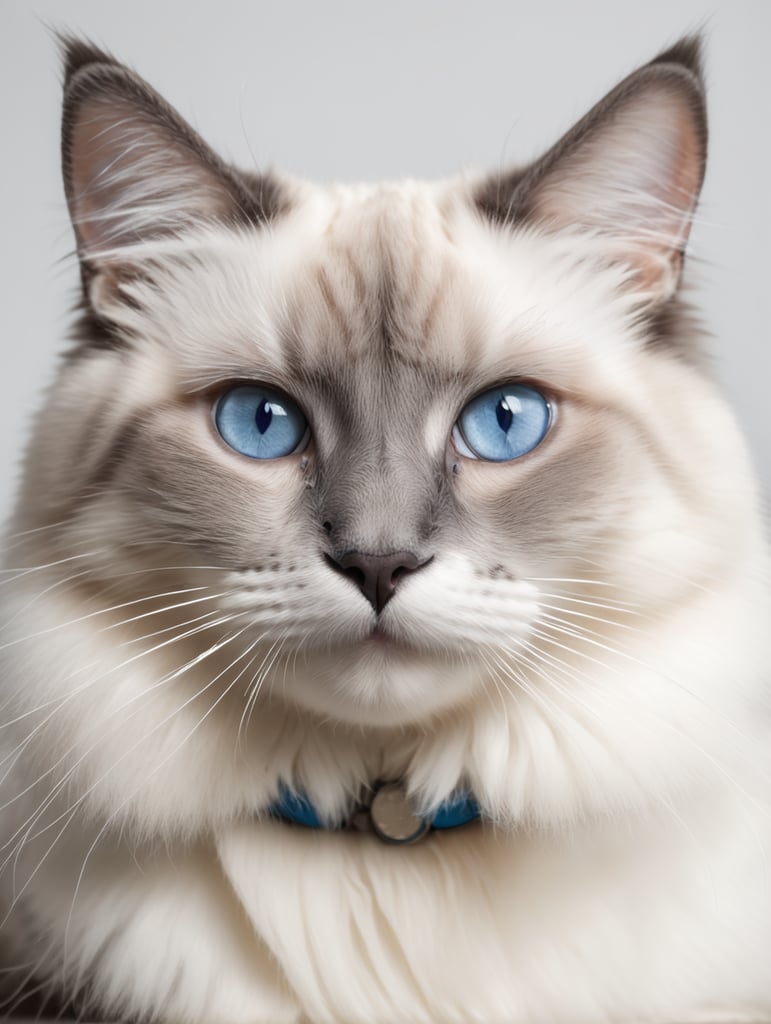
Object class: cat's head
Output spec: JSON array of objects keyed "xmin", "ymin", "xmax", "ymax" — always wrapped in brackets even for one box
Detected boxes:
[{"xmin": 8, "ymin": 36, "xmax": 765, "ymax": 831}]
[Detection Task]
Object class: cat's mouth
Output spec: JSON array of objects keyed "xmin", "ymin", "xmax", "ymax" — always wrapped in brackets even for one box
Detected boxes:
[
  {"xmin": 368, "ymin": 624, "xmax": 390, "ymax": 644},
  {"xmin": 364, "ymin": 622, "xmax": 414, "ymax": 653},
  {"xmin": 279, "ymin": 622, "xmax": 478, "ymax": 727}
]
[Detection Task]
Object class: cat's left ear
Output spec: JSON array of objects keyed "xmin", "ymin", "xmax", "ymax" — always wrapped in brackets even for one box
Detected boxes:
[{"xmin": 475, "ymin": 37, "xmax": 707, "ymax": 304}]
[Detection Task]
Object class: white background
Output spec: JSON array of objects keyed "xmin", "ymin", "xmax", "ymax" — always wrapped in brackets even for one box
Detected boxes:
[{"xmin": 1, "ymin": 0, "xmax": 768, "ymax": 523}]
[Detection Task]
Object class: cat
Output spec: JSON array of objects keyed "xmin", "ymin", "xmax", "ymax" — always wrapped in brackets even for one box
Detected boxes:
[{"xmin": 0, "ymin": 31, "xmax": 769, "ymax": 1024}]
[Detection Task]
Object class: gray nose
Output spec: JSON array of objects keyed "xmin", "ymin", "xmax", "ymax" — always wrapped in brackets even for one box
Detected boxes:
[{"xmin": 327, "ymin": 550, "xmax": 431, "ymax": 613}]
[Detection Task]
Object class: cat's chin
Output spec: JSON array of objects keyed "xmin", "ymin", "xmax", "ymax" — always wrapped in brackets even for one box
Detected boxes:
[{"xmin": 277, "ymin": 637, "xmax": 479, "ymax": 728}]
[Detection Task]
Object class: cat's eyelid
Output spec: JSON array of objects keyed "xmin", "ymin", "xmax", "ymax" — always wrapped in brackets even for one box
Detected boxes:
[
  {"xmin": 453, "ymin": 377, "xmax": 559, "ymax": 422},
  {"xmin": 183, "ymin": 371, "xmax": 297, "ymax": 400}
]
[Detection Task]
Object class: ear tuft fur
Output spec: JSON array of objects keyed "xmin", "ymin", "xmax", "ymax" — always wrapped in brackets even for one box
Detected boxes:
[
  {"xmin": 647, "ymin": 33, "xmax": 704, "ymax": 84},
  {"xmin": 58, "ymin": 33, "xmax": 119, "ymax": 88}
]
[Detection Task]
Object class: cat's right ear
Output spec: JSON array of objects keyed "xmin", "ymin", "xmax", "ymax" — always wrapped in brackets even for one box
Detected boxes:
[{"xmin": 61, "ymin": 38, "xmax": 281, "ymax": 315}]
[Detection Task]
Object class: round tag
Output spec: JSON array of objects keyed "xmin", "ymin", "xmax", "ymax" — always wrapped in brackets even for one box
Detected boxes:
[{"xmin": 369, "ymin": 782, "xmax": 429, "ymax": 845}]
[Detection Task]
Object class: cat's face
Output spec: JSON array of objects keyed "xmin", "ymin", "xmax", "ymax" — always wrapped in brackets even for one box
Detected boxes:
[
  {"xmin": 18, "ymin": 40, "xmax": 744, "ymax": 732},
  {"xmin": 6, "ymin": 38, "xmax": 765, "ymax": 835},
  {"xmin": 32, "ymin": 178, "xmax": 726, "ymax": 731}
]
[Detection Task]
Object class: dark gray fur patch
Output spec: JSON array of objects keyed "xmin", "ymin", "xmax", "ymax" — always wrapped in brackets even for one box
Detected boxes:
[
  {"xmin": 64, "ymin": 300, "xmax": 127, "ymax": 358},
  {"xmin": 79, "ymin": 410, "xmax": 145, "ymax": 500},
  {"xmin": 640, "ymin": 294, "xmax": 713, "ymax": 369},
  {"xmin": 301, "ymin": 362, "xmax": 457, "ymax": 560}
]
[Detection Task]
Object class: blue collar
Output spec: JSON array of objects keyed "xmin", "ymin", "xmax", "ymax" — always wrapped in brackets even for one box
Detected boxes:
[{"xmin": 270, "ymin": 781, "xmax": 480, "ymax": 846}]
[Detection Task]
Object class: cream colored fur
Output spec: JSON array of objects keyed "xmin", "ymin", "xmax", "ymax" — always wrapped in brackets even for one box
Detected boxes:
[{"xmin": 1, "ymin": 39, "xmax": 769, "ymax": 1024}]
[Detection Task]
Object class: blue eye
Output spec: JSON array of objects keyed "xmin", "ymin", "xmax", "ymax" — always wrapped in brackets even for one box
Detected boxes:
[
  {"xmin": 215, "ymin": 385, "xmax": 309, "ymax": 460},
  {"xmin": 453, "ymin": 384, "xmax": 551, "ymax": 462}
]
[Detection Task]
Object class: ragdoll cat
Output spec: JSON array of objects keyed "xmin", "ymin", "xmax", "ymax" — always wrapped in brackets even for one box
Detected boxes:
[{"xmin": 0, "ymin": 32, "xmax": 769, "ymax": 1024}]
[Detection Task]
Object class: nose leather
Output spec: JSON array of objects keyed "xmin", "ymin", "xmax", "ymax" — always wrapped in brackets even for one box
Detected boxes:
[{"xmin": 327, "ymin": 550, "xmax": 429, "ymax": 613}]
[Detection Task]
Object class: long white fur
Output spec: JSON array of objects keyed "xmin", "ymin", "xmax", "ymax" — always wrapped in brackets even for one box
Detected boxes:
[{"xmin": 1, "ymin": 51, "xmax": 770, "ymax": 1024}]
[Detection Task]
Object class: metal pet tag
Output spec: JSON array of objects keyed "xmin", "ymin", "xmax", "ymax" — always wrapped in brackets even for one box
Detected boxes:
[{"xmin": 369, "ymin": 782, "xmax": 429, "ymax": 845}]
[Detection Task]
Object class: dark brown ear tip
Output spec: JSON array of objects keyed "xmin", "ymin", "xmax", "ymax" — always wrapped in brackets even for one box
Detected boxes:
[
  {"xmin": 647, "ymin": 33, "xmax": 705, "ymax": 87},
  {"xmin": 58, "ymin": 32, "xmax": 120, "ymax": 88}
]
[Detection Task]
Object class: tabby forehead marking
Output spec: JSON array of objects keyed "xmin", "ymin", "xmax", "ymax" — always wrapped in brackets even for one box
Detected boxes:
[
  {"xmin": 295, "ymin": 191, "xmax": 465, "ymax": 366},
  {"xmin": 314, "ymin": 264, "xmax": 354, "ymax": 346}
]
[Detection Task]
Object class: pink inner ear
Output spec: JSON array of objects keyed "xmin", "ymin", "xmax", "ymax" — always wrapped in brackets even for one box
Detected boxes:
[
  {"xmin": 659, "ymin": 101, "xmax": 703, "ymax": 242},
  {"xmin": 630, "ymin": 104, "xmax": 703, "ymax": 293},
  {"xmin": 70, "ymin": 102, "xmax": 135, "ymax": 251},
  {"xmin": 69, "ymin": 94, "xmax": 235, "ymax": 258}
]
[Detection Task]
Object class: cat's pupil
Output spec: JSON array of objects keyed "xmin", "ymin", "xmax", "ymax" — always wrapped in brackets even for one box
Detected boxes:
[
  {"xmin": 496, "ymin": 398, "xmax": 513, "ymax": 434},
  {"xmin": 255, "ymin": 400, "xmax": 273, "ymax": 435}
]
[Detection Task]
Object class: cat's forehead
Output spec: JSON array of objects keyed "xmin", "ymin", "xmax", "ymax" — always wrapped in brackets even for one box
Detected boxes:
[
  {"xmin": 282, "ymin": 180, "xmax": 476, "ymax": 370},
  {"xmin": 262, "ymin": 181, "xmax": 637, "ymax": 395},
  {"xmin": 142, "ymin": 178, "xmax": 638, "ymax": 408}
]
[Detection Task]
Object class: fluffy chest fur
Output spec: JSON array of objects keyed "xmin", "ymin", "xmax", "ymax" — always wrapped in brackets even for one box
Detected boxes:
[{"xmin": 0, "ymin": 34, "xmax": 769, "ymax": 1024}]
